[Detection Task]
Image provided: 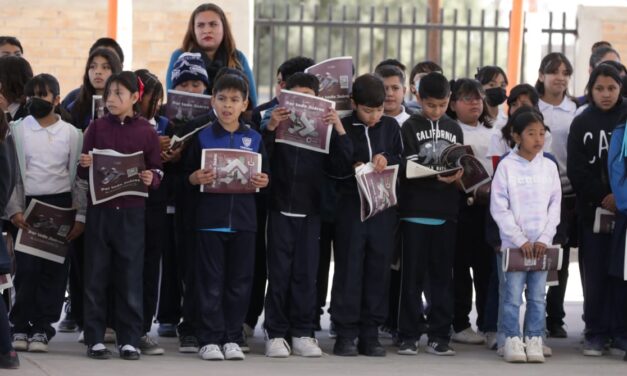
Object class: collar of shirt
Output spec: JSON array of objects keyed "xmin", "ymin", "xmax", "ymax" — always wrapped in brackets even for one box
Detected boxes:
[
  {"xmin": 8, "ymin": 102, "xmax": 20, "ymax": 118},
  {"xmin": 23, "ymin": 115, "xmax": 64, "ymax": 135},
  {"xmin": 539, "ymin": 96, "xmax": 577, "ymax": 113},
  {"xmin": 211, "ymin": 119, "xmax": 249, "ymax": 136}
]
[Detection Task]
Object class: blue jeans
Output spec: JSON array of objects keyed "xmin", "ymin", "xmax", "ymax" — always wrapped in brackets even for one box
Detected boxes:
[{"xmin": 498, "ymin": 254, "xmax": 548, "ymax": 339}]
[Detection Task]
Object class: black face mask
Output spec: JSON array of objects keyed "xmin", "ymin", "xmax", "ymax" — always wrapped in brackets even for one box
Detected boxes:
[
  {"xmin": 26, "ymin": 97, "xmax": 54, "ymax": 119},
  {"xmin": 485, "ymin": 87, "xmax": 507, "ymax": 107}
]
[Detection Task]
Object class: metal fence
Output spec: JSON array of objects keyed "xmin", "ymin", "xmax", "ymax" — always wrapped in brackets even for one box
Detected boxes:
[{"xmin": 253, "ymin": 4, "xmax": 578, "ymax": 101}]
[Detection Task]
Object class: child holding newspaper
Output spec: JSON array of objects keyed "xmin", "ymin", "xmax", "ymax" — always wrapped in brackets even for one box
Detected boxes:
[{"xmin": 489, "ymin": 109, "xmax": 561, "ymax": 363}]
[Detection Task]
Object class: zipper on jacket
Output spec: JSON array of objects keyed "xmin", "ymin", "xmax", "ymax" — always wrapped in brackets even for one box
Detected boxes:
[
  {"xmin": 228, "ymin": 132, "xmax": 235, "ymax": 229},
  {"xmin": 288, "ymin": 147, "xmax": 300, "ymax": 213}
]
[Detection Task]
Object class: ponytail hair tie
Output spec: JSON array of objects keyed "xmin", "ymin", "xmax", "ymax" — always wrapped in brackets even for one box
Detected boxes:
[{"xmin": 137, "ymin": 76, "xmax": 145, "ymax": 101}]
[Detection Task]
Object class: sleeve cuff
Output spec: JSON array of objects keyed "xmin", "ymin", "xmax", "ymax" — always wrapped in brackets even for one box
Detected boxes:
[{"xmin": 75, "ymin": 214, "xmax": 86, "ymax": 223}]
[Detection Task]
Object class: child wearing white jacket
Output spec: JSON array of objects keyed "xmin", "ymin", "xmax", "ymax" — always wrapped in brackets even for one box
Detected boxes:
[{"xmin": 490, "ymin": 107, "xmax": 561, "ymax": 363}]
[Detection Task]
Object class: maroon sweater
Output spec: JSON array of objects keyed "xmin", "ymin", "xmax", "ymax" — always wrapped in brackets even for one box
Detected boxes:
[{"xmin": 78, "ymin": 113, "xmax": 163, "ymax": 208}]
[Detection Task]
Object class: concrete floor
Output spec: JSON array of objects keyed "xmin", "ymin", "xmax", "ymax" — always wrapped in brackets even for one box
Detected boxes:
[{"xmin": 10, "ymin": 260, "xmax": 627, "ymax": 376}]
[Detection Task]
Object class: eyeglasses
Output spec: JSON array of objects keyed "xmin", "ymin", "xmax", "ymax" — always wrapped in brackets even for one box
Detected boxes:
[{"xmin": 459, "ymin": 95, "xmax": 484, "ymax": 104}]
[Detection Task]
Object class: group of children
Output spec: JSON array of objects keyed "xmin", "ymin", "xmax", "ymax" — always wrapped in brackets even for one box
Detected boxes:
[{"xmin": 1, "ymin": 30, "xmax": 627, "ymax": 370}]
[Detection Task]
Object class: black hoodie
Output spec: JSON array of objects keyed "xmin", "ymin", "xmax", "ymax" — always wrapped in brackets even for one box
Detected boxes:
[
  {"xmin": 398, "ymin": 112, "xmax": 464, "ymax": 221},
  {"xmin": 567, "ymin": 96, "xmax": 627, "ymax": 226}
]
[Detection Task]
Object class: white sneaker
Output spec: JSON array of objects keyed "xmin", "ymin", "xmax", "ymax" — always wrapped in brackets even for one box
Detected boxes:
[
  {"xmin": 503, "ymin": 337, "xmax": 527, "ymax": 363},
  {"xmin": 11, "ymin": 333, "xmax": 28, "ymax": 352},
  {"xmin": 543, "ymin": 344, "xmax": 553, "ymax": 357},
  {"xmin": 484, "ymin": 332, "xmax": 498, "ymax": 350},
  {"xmin": 223, "ymin": 342, "xmax": 245, "ymax": 360},
  {"xmin": 77, "ymin": 331, "xmax": 84, "ymax": 343},
  {"xmin": 292, "ymin": 337, "xmax": 322, "ymax": 357},
  {"xmin": 451, "ymin": 327, "xmax": 485, "ymax": 345},
  {"xmin": 139, "ymin": 335, "xmax": 165, "ymax": 355},
  {"xmin": 198, "ymin": 344, "xmax": 224, "ymax": 361},
  {"xmin": 265, "ymin": 338, "xmax": 291, "ymax": 358},
  {"xmin": 525, "ymin": 336, "xmax": 545, "ymax": 363}
]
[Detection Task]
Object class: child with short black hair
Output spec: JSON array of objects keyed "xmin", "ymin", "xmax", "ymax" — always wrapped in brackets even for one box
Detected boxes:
[
  {"xmin": 6, "ymin": 73, "xmax": 85, "ymax": 354},
  {"xmin": 0, "ymin": 36, "xmax": 23, "ymax": 57},
  {"xmin": 397, "ymin": 72, "xmax": 464, "ymax": 356},
  {"xmin": 329, "ymin": 73, "xmax": 402, "ymax": 357},
  {"xmin": 491, "ymin": 109, "xmax": 561, "ymax": 363},
  {"xmin": 78, "ymin": 71, "xmax": 163, "ymax": 360},
  {"xmin": 186, "ymin": 73, "xmax": 269, "ymax": 361},
  {"xmin": 0, "ymin": 56, "xmax": 33, "ymax": 122},
  {"xmin": 262, "ymin": 72, "xmax": 347, "ymax": 358},
  {"xmin": 254, "ymin": 56, "xmax": 316, "ymax": 131},
  {"xmin": 375, "ymin": 65, "xmax": 411, "ymax": 126},
  {"xmin": 407, "ymin": 61, "xmax": 443, "ymax": 113}
]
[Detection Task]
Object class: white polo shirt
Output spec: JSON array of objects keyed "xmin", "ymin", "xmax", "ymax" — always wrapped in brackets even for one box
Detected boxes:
[
  {"xmin": 458, "ymin": 121, "xmax": 494, "ymax": 176},
  {"xmin": 539, "ymin": 97, "xmax": 577, "ymax": 193},
  {"xmin": 22, "ymin": 115, "xmax": 73, "ymax": 196},
  {"xmin": 393, "ymin": 106, "xmax": 411, "ymax": 127}
]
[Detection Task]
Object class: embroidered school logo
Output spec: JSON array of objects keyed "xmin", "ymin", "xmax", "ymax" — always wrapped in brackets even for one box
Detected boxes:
[{"xmin": 241, "ymin": 137, "xmax": 253, "ymax": 150}]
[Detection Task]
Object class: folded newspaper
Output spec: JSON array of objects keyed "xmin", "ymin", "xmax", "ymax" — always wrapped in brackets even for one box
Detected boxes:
[
  {"xmin": 169, "ymin": 123, "xmax": 209, "ymax": 152},
  {"xmin": 0, "ymin": 274, "xmax": 12, "ymax": 290},
  {"xmin": 15, "ymin": 199, "xmax": 76, "ymax": 263},
  {"xmin": 502, "ymin": 247, "xmax": 563, "ymax": 273},
  {"xmin": 355, "ymin": 163, "xmax": 399, "ymax": 222},
  {"xmin": 593, "ymin": 207, "xmax": 615, "ymax": 234},
  {"xmin": 440, "ymin": 144, "xmax": 491, "ymax": 193}
]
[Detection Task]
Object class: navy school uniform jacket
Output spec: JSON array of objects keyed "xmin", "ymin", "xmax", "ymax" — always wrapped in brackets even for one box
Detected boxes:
[
  {"xmin": 398, "ymin": 112, "xmax": 464, "ymax": 221},
  {"xmin": 185, "ymin": 120, "xmax": 269, "ymax": 232},
  {"xmin": 263, "ymin": 123, "xmax": 351, "ymax": 215},
  {"xmin": 567, "ymin": 98, "xmax": 627, "ymax": 227},
  {"xmin": 328, "ymin": 112, "xmax": 403, "ymax": 196}
]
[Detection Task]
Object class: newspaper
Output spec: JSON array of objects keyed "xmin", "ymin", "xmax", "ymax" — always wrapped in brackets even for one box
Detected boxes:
[
  {"xmin": 200, "ymin": 148, "xmax": 262, "ymax": 194},
  {"xmin": 15, "ymin": 199, "xmax": 76, "ymax": 263},
  {"xmin": 92, "ymin": 95, "xmax": 105, "ymax": 120},
  {"xmin": 0, "ymin": 274, "xmax": 12, "ymax": 290},
  {"xmin": 502, "ymin": 247, "xmax": 563, "ymax": 273},
  {"xmin": 89, "ymin": 149, "xmax": 148, "ymax": 204},
  {"xmin": 305, "ymin": 56, "xmax": 353, "ymax": 115},
  {"xmin": 440, "ymin": 144, "xmax": 491, "ymax": 193},
  {"xmin": 593, "ymin": 207, "xmax": 615, "ymax": 234},
  {"xmin": 165, "ymin": 90, "xmax": 212, "ymax": 122},
  {"xmin": 406, "ymin": 159, "xmax": 462, "ymax": 179},
  {"xmin": 169, "ymin": 123, "xmax": 209, "ymax": 152},
  {"xmin": 355, "ymin": 163, "xmax": 399, "ymax": 222},
  {"xmin": 276, "ymin": 89, "xmax": 335, "ymax": 153}
]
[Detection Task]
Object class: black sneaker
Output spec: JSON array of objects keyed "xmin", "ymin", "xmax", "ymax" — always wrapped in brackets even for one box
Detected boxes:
[
  {"xmin": 179, "ymin": 335, "xmax": 199, "ymax": 353},
  {"xmin": 119, "ymin": 345, "xmax": 140, "ymax": 360},
  {"xmin": 87, "ymin": 344, "xmax": 112, "ymax": 360},
  {"xmin": 0, "ymin": 351, "xmax": 19, "ymax": 369},
  {"xmin": 358, "ymin": 338, "xmax": 386, "ymax": 357},
  {"xmin": 426, "ymin": 341, "xmax": 456, "ymax": 356},
  {"xmin": 333, "ymin": 337, "xmax": 358, "ymax": 356},
  {"xmin": 547, "ymin": 324, "xmax": 568, "ymax": 338},
  {"xmin": 397, "ymin": 340, "xmax": 418, "ymax": 355}
]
